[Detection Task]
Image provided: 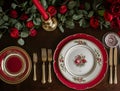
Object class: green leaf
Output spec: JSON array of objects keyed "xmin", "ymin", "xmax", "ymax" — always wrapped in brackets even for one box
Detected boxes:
[
  {"xmin": 0, "ymin": 32, "xmax": 3, "ymax": 39},
  {"xmin": 0, "ymin": 7, "xmax": 3, "ymax": 12},
  {"xmin": 68, "ymin": 1, "xmax": 77, "ymax": 9},
  {"xmin": 68, "ymin": 9, "xmax": 74, "ymax": 16},
  {"xmin": 105, "ymin": 21, "xmax": 110, "ymax": 25},
  {"xmin": 79, "ymin": 19, "xmax": 89, "ymax": 28},
  {"xmin": 11, "ymin": 3, "xmax": 17, "ymax": 9},
  {"xmin": 103, "ymin": 21, "xmax": 110, "ymax": 28},
  {"xmin": 29, "ymin": 5, "xmax": 37, "ymax": 13},
  {"xmin": 41, "ymin": 0, "xmax": 48, "ymax": 9},
  {"xmin": 51, "ymin": 0, "xmax": 56, "ymax": 5},
  {"xmin": 20, "ymin": 31, "xmax": 29, "ymax": 38},
  {"xmin": 0, "ymin": 25, "xmax": 8, "ymax": 29},
  {"xmin": 17, "ymin": 38, "xmax": 25, "ymax": 46},
  {"xmin": 85, "ymin": 2, "xmax": 90, "ymax": 10},
  {"xmin": 9, "ymin": 18, "xmax": 17, "ymax": 25},
  {"xmin": 57, "ymin": 13, "xmax": 61, "ymax": 19},
  {"xmin": 82, "ymin": 10, "xmax": 88, "ymax": 15},
  {"xmin": 79, "ymin": 19, "xmax": 83, "ymax": 27},
  {"xmin": 98, "ymin": 10, "xmax": 105, "ymax": 16},
  {"xmin": 15, "ymin": 22, "xmax": 23, "ymax": 30},
  {"xmin": 3, "ymin": 15, "xmax": 8, "ymax": 21},
  {"xmin": 88, "ymin": 11, "xmax": 94, "ymax": 17},
  {"xmin": 82, "ymin": 20, "xmax": 89, "ymax": 28},
  {"xmin": 60, "ymin": 15, "xmax": 66, "ymax": 23},
  {"xmin": 58, "ymin": 24, "xmax": 64, "ymax": 33},
  {"xmin": 0, "ymin": 19, "xmax": 4, "ymax": 25},
  {"xmin": 65, "ymin": 20, "xmax": 75, "ymax": 29},
  {"xmin": 73, "ymin": 14, "xmax": 82, "ymax": 20},
  {"xmin": 33, "ymin": 17, "xmax": 41, "ymax": 25},
  {"xmin": 21, "ymin": 1, "xmax": 28, "ymax": 7}
]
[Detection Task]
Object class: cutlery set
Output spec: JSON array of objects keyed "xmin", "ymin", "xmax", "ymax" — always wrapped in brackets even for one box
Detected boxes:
[
  {"xmin": 109, "ymin": 47, "xmax": 118, "ymax": 84},
  {"xmin": 32, "ymin": 48, "xmax": 53, "ymax": 84},
  {"xmin": 103, "ymin": 32, "xmax": 119, "ymax": 84}
]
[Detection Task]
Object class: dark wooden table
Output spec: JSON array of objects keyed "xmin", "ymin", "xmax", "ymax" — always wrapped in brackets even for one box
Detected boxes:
[{"xmin": 0, "ymin": 26, "xmax": 120, "ymax": 91}]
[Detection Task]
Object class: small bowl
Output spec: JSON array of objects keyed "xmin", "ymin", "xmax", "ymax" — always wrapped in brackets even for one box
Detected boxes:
[
  {"xmin": 2, "ymin": 53, "xmax": 26, "ymax": 77},
  {"xmin": 102, "ymin": 32, "xmax": 119, "ymax": 48}
]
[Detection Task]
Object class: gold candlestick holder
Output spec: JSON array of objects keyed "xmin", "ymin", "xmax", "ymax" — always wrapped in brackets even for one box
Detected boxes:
[{"xmin": 41, "ymin": 13, "xmax": 58, "ymax": 31}]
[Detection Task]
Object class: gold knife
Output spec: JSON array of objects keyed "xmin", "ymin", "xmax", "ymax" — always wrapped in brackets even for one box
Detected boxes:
[
  {"xmin": 114, "ymin": 47, "xmax": 117, "ymax": 84},
  {"xmin": 109, "ymin": 47, "xmax": 113, "ymax": 84}
]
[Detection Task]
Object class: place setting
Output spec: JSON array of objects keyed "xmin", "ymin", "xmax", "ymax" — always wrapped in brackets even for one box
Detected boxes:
[
  {"xmin": 52, "ymin": 32, "xmax": 120, "ymax": 90},
  {"xmin": 0, "ymin": 46, "xmax": 54, "ymax": 85}
]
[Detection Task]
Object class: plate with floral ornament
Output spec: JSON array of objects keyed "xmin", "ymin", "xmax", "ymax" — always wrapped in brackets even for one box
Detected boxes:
[{"xmin": 53, "ymin": 33, "xmax": 108, "ymax": 90}]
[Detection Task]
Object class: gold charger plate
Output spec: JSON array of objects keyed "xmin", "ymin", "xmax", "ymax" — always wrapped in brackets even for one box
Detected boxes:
[{"xmin": 0, "ymin": 46, "xmax": 32, "ymax": 84}]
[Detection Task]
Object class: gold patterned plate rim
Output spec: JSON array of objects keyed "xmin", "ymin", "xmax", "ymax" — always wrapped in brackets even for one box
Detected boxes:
[{"xmin": 0, "ymin": 46, "xmax": 32, "ymax": 84}]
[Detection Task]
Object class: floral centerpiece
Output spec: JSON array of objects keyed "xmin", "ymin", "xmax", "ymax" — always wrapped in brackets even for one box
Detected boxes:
[{"xmin": 0, "ymin": 0, "xmax": 120, "ymax": 45}]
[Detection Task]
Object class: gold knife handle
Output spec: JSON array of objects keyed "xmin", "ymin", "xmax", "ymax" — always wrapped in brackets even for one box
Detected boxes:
[
  {"xmin": 109, "ymin": 66, "xmax": 113, "ymax": 84},
  {"xmin": 48, "ymin": 62, "xmax": 52, "ymax": 83},
  {"xmin": 33, "ymin": 63, "xmax": 37, "ymax": 81},
  {"xmin": 114, "ymin": 66, "xmax": 117, "ymax": 84},
  {"xmin": 41, "ymin": 62, "xmax": 46, "ymax": 84}
]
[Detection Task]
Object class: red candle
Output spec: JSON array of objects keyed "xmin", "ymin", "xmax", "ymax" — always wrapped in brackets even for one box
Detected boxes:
[{"xmin": 32, "ymin": 0, "xmax": 49, "ymax": 20}]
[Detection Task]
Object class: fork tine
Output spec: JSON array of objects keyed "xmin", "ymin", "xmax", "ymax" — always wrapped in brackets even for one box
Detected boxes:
[
  {"xmin": 41, "ymin": 48, "xmax": 47, "ymax": 61},
  {"xmin": 48, "ymin": 49, "xmax": 52, "ymax": 61}
]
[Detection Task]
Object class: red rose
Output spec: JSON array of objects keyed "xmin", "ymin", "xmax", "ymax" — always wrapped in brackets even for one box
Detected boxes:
[
  {"xmin": 29, "ymin": 29, "xmax": 37, "ymax": 37},
  {"xmin": 47, "ymin": 6, "xmax": 57, "ymax": 17},
  {"xmin": 111, "ymin": 1, "xmax": 120, "ymax": 16},
  {"xmin": 9, "ymin": 10, "xmax": 18, "ymax": 18},
  {"xmin": 104, "ymin": 11, "xmax": 113, "ymax": 22},
  {"xmin": 59, "ymin": 5, "xmax": 68, "ymax": 14},
  {"xmin": 110, "ymin": 18, "xmax": 120, "ymax": 29},
  {"xmin": 20, "ymin": 13, "xmax": 28, "ymax": 20},
  {"xmin": 26, "ymin": 21, "xmax": 34, "ymax": 28},
  {"xmin": 10, "ymin": 27, "xmax": 19, "ymax": 38},
  {"xmin": 90, "ymin": 17, "xmax": 99, "ymax": 29}
]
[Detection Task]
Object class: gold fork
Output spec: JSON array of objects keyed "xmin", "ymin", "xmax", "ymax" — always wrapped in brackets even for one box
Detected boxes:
[
  {"xmin": 41, "ymin": 48, "xmax": 47, "ymax": 84},
  {"xmin": 48, "ymin": 49, "xmax": 52, "ymax": 83},
  {"xmin": 33, "ymin": 52, "xmax": 38, "ymax": 81}
]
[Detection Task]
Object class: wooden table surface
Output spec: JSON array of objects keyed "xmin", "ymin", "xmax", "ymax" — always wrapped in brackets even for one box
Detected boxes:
[{"xmin": 0, "ymin": 25, "xmax": 120, "ymax": 91}]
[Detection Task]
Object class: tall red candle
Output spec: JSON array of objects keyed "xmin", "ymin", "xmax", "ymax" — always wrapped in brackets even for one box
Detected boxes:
[{"xmin": 32, "ymin": 0, "xmax": 49, "ymax": 20}]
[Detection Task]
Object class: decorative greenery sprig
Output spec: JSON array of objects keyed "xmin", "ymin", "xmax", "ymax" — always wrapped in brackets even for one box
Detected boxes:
[{"xmin": 0, "ymin": 0, "xmax": 120, "ymax": 45}]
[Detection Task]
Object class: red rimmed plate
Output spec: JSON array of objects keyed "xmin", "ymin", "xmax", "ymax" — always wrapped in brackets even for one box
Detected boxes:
[
  {"xmin": 0, "ymin": 46, "xmax": 32, "ymax": 84},
  {"xmin": 53, "ymin": 33, "xmax": 108, "ymax": 90}
]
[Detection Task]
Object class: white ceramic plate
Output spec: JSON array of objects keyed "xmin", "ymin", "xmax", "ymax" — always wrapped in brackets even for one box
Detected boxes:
[{"xmin": 53, "ymin": 33, "xmax": 108, "ymax": 90}]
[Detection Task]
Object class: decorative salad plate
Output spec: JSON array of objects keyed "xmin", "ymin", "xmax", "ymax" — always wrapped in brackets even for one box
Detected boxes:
[
  {"xmin": 0, "ymin": 46, "xmax": 32, "ymax": 84},
  {"xmin": 53, "ymin": 33, "xmax": 108, "ymax": 90}
]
